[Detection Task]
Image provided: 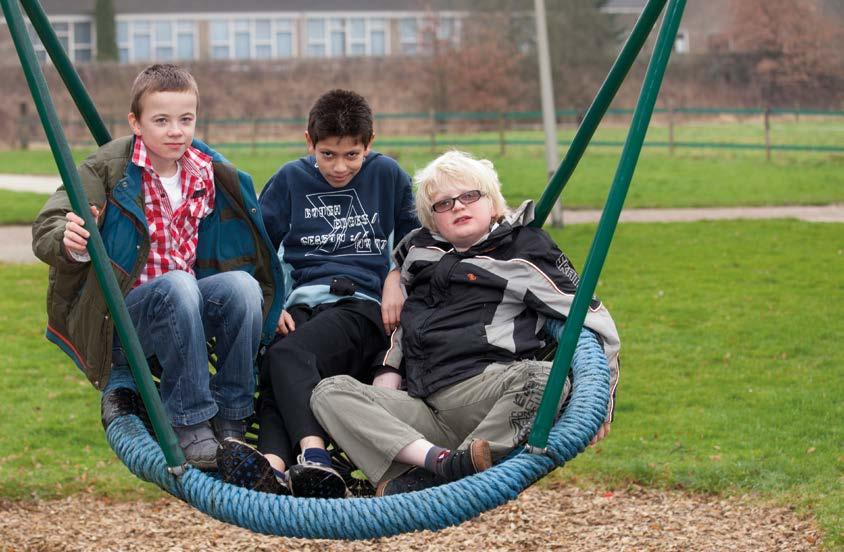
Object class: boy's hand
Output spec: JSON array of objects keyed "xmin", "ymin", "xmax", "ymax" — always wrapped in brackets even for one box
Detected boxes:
[
  {"xmin": 276, "ymin": 309, "xmax": 296, "ymax": 336},
  {"xmin": 63, "ymin": 205, "xmax": 101, "ymax": 259},
  {"xmin": 372, "ymin": 370, "xmax": 402, "ymax": 390},
  {"xmin": 380, "ymin": 269, "xmax": 404, "ymax": 335}
]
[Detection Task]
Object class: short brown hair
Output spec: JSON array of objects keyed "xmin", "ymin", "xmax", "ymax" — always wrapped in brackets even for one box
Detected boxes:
[{"xmin": 129, "ymin": 64, "xmax": 199, "ymax": 117}]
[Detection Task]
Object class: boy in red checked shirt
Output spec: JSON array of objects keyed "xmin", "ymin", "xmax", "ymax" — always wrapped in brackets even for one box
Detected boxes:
[{"xmin": 32, "ymin": 64, "xmax": 283, "ymax": 470}]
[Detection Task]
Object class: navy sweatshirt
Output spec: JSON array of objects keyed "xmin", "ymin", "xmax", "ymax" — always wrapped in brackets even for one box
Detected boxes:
[{"xmin": 259, "ymin": 151, "xmax": 418, "ymax": 308}]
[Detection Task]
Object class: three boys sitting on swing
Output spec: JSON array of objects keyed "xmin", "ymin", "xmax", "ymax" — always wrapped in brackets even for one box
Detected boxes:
[{"xmin": 34, "ymin": 63, "xmax": 620, "ymax": 498}]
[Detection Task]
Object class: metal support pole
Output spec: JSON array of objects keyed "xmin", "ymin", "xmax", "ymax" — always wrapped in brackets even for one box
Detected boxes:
[
  {"xmin": 531, "ymin": 0, "xmax": 669, "ymax": 228},
  {"xmin": 1, "ymin": 0, "xmax": 186, "ymax": 472},
  {"xmin": 534, "ymin": 0, "xmax": 561, "ymax": 223},
  {"xmin": 20, "ymin": 0, "xmax": 111, "ymax": 146},
  {"xmin": 527, "ymin": 0, "xmax": 687, "ymax": 452}
]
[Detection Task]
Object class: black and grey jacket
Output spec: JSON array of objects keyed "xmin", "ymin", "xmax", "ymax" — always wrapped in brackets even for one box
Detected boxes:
[{"xmin": 380, "ymin": 201, "xmax": 620, "ymax": 418}]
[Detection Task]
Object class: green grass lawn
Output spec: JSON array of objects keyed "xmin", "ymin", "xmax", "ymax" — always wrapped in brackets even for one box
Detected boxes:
[{"xmin": 1, "ymin": 219, "xmax": 841, "ymax": 546}]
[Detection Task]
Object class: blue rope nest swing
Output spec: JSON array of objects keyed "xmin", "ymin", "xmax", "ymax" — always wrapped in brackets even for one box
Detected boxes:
[{"xmin": 103, "ymin": 325, "xmax": 610, "ymax": 540}]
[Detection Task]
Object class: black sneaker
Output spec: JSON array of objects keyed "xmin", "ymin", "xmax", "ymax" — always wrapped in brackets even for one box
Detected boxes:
[
  {"xmin": 287, "ymin": 454, "xmax": 349, "ymax": 499},
  {"xmin": 436, "ymin": 439, "xmax": 493, "ymax": 482},
  {"xmin": 375, "ymin": 467, "xmax": 447, "ymax": 497},
  {"xmin": 211, "ymin": 415, "xmax": 247, "ymax": 442},
  {"xmin": 217, "ymin": 438, "xmax": 289, "ymax": 495}
]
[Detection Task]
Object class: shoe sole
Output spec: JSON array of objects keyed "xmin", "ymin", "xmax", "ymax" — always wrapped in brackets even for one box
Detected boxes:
[
  {"xmin": 288, "ymin": 464, "xmax": 348, "ymax": 499},
  {"xmin": 469, "ymin": 440, "xmax": 493, "ymax": 473},
  {"xmin": 217, "ymin": 439, "xmax": 287, "ymax": 494}
]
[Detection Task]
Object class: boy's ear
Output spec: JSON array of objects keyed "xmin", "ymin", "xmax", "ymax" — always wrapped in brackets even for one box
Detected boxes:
[
  {"xmin": 304, "ymin": 131, "xmax": 316, "ymax": 154},
  {"xmin": 127, "ymin": 112, "xmax": 142, "ymax": 136},
  {"xmin": 365, "ymin": 132, "xmax": 375, "ymax": 155}
]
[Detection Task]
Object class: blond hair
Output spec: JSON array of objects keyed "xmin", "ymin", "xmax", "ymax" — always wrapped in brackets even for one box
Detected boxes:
[
  {"xmin": 129, "ymin": 63, "xmax": 199, "ymax": 117},
  {"xmin": 413, "ymin": 150, "xmax": 509, "ymax": 230}
]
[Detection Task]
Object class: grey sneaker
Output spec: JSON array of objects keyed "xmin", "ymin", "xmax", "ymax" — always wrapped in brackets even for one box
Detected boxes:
[
  {"xmin": 173, "ymin": 421, "xmax": 219, "ymax": 471},
  {"xmin": 211, "ymin": 415, "xmax": 247, "ymax": 442}
]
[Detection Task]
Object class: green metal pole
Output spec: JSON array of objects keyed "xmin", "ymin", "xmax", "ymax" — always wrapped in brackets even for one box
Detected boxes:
[
  {"xmin": 1, "ymin": 0, "xmax": 186, "ymax": 472},
  {"xmin": 527, "ymin": 0, "xmax": 687, "ymax": 452},
  {"xmin": 20, "ymin": 0, "xmax": 111, "ymax": 146},
  {"xmin": 531, "ymin": 0, "xmax": 668, "ymax": 228}
]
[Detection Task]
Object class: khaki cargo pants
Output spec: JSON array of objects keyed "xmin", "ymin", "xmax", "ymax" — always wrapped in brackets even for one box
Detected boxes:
[{"xmin": 311, "ymin": 360, "xmax": 569, "ymax": 484}]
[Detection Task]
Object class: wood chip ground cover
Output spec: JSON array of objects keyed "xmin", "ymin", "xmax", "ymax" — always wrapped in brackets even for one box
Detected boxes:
[{"xmin": 0, "ymin": 484, "xmax": 821, "ymax": 551}]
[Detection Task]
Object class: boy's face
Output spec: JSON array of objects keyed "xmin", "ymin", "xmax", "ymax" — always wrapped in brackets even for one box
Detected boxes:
[
  {"xmin": 306, "ymin": 133, "xmax": 372, "ymax": 188},
  {"xmin": 128, "ymin": 90, "xmax": 197, "ymax": 175},
  {"xmin": 430, "ymin": 183, "xmax": 497, "ymax": 252}
]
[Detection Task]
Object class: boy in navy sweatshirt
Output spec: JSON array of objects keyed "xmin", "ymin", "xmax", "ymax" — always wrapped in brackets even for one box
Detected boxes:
[{"xmin": 218, "ymin": 89, "xmax": 418, "ymax": 498}]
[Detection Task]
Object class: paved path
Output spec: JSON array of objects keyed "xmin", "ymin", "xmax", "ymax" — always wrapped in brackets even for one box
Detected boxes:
[
  {"xmin": 2, "ymin": 173, "xmax": 842, "ymax": 264},
  {"xmin": 0, "ymin": 173, "xmax": 62, "ymax": 194}
]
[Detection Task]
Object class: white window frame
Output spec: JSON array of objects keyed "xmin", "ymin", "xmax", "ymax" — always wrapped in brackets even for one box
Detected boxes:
[
  {"xmin": 209, "ymin": 17, "xmax": 297, "ymax": 60},
  {"xmin": 117, "ymin": 16, "xmax": 199, "ymax": 63},
  {"xmin": 23, "ymin": 16, "xmax": 94, "ymax": 64},
  {"xmin": 304, "ymin": 13, "xmax": 396, "ymax": 58},
  {"xmin": 399, "ymin": 16, "xmax": 419, "ymax": 55}
]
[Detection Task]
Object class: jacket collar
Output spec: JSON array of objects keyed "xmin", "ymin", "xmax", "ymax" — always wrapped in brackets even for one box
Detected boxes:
[{"xmin": 426, "ymin": 200, "xmax": 535, "ymax": 255}]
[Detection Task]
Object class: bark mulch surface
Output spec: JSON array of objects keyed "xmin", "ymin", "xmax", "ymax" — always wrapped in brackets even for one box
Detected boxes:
[{"xmin": 0, "ymin": 483, "xmax": 821, "ymax": 551}]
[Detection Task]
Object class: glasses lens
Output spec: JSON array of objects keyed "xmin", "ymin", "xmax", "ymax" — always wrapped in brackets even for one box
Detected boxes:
[
  {"xmin": 432, "ymin": 198, "xmax": 454, "ymax": 213},
  {"xmin": 459, "ymin": 190, "xmax": 482, "ymax": 205}
]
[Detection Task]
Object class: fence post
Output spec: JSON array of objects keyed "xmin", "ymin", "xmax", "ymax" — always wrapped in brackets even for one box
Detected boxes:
[
  {"xmin": 429, "ymin": 108, "xmax": 437, "ymax": 154},
  {"xmin": 668, "ymin": 103, "xmax": 675, "ymax": 155},
  {"xmin": 18, "ymin": 102, "xmax": 30, "ymax": 150},
  {"xmin": 498, "ymin": 111, "xmax": 507, "ymax": 156},
  {"xmin": 252, "ymin": 118, "xmax": 259, "ymax": 154},
  {"xmin": 764, "ymin": 106, "xmax": 771, "ymax": 161}
]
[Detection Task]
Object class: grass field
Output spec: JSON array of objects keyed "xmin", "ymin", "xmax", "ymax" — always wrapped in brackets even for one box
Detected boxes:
[
  {"xmin": 1, "ymin": 219, "xmax": 841, "ymax": 546},
  {"xmin": 0, "ymin": 140, "xmax": 842, "ymax": 226}
]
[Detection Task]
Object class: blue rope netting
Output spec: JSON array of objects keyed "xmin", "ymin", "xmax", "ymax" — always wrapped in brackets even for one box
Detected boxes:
[{"xmin": 104, "ymin": 326, "xmax": 610, "ymax": 540}]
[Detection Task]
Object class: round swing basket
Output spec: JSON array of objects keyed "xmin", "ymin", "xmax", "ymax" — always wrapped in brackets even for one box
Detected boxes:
[{"xmin": 103, "ymin": 327, "xmax": 610, "ymax": 540}]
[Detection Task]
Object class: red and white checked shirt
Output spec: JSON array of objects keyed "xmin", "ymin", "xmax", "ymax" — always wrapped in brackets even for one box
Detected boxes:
[{"xmin": 132, "ymin": 138, "xmax": 215, "ymax": 287}]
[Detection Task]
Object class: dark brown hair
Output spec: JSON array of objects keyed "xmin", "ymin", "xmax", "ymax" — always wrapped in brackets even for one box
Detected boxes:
[{"xmin": 307, "ymin": 89, "xmax": 373, "ymax": 146}]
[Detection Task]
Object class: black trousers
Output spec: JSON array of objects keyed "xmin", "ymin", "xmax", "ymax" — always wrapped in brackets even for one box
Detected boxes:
[{"xmin": 256, "ymin": 299, "xmax": 388, "ymax": 467}]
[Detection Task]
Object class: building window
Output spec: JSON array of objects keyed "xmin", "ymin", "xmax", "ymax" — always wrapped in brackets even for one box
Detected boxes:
[
  {"xmin": 276, "ymin": 19, "xmax": 294, "ymax": 57},
  {"xmin": 307, "ymin": 18, "xmax": 327, "ymax": 57},
  {"xmin": 118, "ymin": 19, "xmax": 198, "ymax": 63},
  {"xmin": 370, "ymin": 18, "xmax": 386, "ymax": 56},
  {"xmin": 26, "ymin": 18, "xmax": 93, "ymax": 63},
  {"xmin": 400, "ymin": 17, "xmax": 418, "ymax": 55},
  {"xmin": 674, "ymin": 29, "xmax": 689, "ymax": 54},
  {"xmin": 210, "ymin": 18, "xmax": 296, "ymax": 60}
]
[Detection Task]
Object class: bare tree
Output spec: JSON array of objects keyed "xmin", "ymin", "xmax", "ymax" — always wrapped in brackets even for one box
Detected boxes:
[{"xmin": 728, "ymin": 0, "xmax": 840, "ymax": 106}]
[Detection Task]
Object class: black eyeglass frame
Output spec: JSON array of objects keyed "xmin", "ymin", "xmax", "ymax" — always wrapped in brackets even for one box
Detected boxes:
[{"xmin": 430, "ymin": 190, "xmax": 485, "ymax": 213}]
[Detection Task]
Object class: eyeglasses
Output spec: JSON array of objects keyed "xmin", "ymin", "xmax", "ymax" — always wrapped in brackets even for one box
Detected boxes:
[{"xmin": 431, "ymin": 190, "xmax": 484, "ymax": 213}]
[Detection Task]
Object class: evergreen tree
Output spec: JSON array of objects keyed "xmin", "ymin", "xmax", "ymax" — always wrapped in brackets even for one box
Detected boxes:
[{"xmin": 95, "ymin": 0, "xmax": 118, "ymax": 61}]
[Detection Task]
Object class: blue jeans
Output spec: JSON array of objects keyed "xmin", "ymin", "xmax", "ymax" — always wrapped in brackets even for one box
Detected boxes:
[{"xmin": 106, "ymin": 270, "xmax": 263, "ymax": 426}]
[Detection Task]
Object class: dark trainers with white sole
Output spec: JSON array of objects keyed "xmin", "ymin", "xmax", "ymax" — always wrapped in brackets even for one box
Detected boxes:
[
  {"xmin": 287, "ymin": 455, "xmax": 349, "ymax": 499},
  {"xmin": 217, "ymin": 438, "xmax": 289, "ymax": 495}
]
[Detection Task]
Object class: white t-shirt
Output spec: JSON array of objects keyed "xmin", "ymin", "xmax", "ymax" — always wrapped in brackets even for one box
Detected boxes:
[{"xmin": 159, "ymin": 165, "xmax": 184, "ymax": 211}]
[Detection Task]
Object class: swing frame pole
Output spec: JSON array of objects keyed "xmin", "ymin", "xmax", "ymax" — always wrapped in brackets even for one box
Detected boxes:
[
  {"xmin": 527, "ymin": 0, "xmax": 687, "ymax": 452},
  {"xmin": 1, "ymin": 0, "xmax": 186, "ymax": 472},
  {"xmin": 531, "ymin": 0, "xmax": 668, "ymax": 228},
  {"xmin": 20, "ymin": 0, "xmax": 111, "ymax": 146}
]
